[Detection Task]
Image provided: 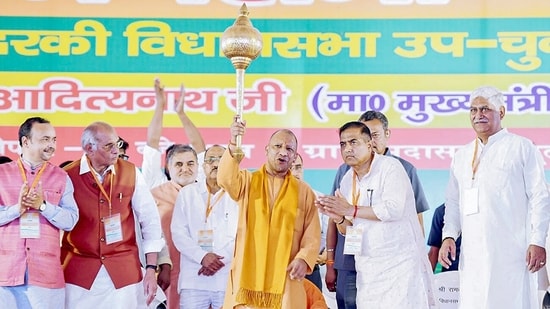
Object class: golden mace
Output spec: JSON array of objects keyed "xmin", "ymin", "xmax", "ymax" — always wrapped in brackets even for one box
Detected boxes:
[{"xmin": 221, "ymin": 3, "xmax": 263, "ymax": 162}]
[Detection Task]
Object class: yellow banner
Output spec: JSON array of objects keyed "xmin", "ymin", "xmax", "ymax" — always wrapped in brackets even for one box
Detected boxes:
[
  {"xmin": 1, "ymin": 0, "xmax": 549, "ymax": 19},
  {"xmin": 1, "ymin": 72, "xmax": 548, "ymax": 129}
]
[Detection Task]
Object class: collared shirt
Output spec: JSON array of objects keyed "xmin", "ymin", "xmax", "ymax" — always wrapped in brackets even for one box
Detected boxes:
[
  {"xmin": 330, "ymin": 147, "xmax": 429, "ymax": 271},
  {"xmin": 442, "ymin": 129, "xmax": 550, "ymax": 308},
  {"xmin": 78, "ymin": 154, "xmax": 164, "ymax": 254},
  {"xmin": 443, "ymin": 129, "xmax": 550, "ymax": 245},
  {"xmin": 313, "ymin": 190, "xmax": 329, "ymax": 254},
  {"xmin": 171, "ymin": 181, "xmax": 238, "ymax": 292}
]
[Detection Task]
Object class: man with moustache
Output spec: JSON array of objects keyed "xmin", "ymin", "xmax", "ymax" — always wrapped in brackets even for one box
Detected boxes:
[
  {"xmin": 324, "ymin": 110, "xmax": 429, "ymax": 308},
  {"xmin": 61, "ymin": 122, "xmax": 164, "ymax": 308},
  {"xmin": 217, "ymin": 117, "xmax": 320, "ymax": 309},
  {"xmin": 0, "ymin": 117, "xmax": 79, "ymax": 308},
  {"xmin": 171, "ymin": 145, "xmax": 238, "ymax": 308},
  {"xmin": 439, "ymin": 86, "xmax": 550, "ymax": 308},
  {"xmin": 317, "ymin": 121, "xmax": 435, "ymax": 308}
]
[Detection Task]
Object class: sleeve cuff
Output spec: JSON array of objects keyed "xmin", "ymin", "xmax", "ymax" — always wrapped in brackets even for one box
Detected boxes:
[
  {"xmin": 142, "ymin": 239, "xmax": 165, "ymax": 254},
  {"xmin": 531, "ymin": 234, "xmax": 546, "ymax": 248}
]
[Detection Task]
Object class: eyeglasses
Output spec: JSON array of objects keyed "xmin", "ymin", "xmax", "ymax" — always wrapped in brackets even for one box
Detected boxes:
[
  {"xmin": 469, "ymin": 106, "xmax": 494, "ymax": 115},
  {"xmin": 96, "ymin": 140, "xmax": 124, "ymax": 152},
  {"xmin": 118, "ymin": 154, "xmax": 129, "ymax": 161},
  {"xmin": 204, "ymin": 156, "xmax": 222, "ymax": 164}
]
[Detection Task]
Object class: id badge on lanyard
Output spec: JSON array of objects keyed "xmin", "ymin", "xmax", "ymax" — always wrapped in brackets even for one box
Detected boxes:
[
  {"xmin": 20, "ymin": 212, "xmax": 40, "ymax": 238},
  {"xmin": 343, "ymin": 225, "xmax": 363, "ymax": 255},
  {"xmin": 198, "ymin": 229, "xmax": 214, "ymax": 252},
  {"xmin": 463, "ymin": 187, "xmax": 479, "ymax": 215},
  {"xmin": 17, "ymin": 159, "xmax": 46, "ymax": 239},
  {"xmin": 104, "ymin": 213, "xmax": 123, "ymax": 244}
]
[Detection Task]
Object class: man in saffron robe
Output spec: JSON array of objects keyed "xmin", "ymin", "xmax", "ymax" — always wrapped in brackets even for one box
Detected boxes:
[{"xmin": 217, "ymin": 117, "xmax": 321, "ymax": 309}]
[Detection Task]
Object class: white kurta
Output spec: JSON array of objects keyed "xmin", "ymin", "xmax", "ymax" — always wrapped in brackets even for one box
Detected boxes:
[
  {"xmin": 443, "ymin": 129, "xmax": 550, "ymax": 309},
  {"xmin": 340, "ymin": 154, "xmax": 436, "ymax": 309},
  {"xmin": 170, "ymin": 181, "xmax": 239, "ymax": 292}
]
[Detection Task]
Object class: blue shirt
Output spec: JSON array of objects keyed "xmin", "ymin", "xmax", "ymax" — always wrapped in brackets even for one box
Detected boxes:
[{"xmin": 427, "ymin": 204, "xmax": 461, "ymax": 271}]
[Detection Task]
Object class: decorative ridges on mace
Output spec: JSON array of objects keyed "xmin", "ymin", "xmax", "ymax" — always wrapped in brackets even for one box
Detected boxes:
[{"xmin": 221, "ymin": 3, "xmax": 263, "ymax": 162}]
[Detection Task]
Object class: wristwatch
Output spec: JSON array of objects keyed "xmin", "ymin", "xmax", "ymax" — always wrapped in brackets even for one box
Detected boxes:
[{"xmin": 39, "ymin": 201, "xmax": 47, "ymax": 212}]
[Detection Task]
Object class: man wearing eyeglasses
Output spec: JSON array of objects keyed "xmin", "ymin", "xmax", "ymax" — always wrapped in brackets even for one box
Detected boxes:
[
  {"xmin": 117, "ymin": 136, "xmax": 130, "ymax": 161},
  {"xmin": 439, "ymin": 86, "xmax": 550, "ymax": 308},
  {"xmin": 61, "ymin": 122, "xmax": 164, "ymax": 309},
  {"xmin": 170, "ymin": 145, "xmax": 238, "ymax": 309}
]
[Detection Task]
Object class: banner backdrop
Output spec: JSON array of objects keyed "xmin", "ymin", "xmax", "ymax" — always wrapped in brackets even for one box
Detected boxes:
[{"xmin": 1, "ymin": 1, "xmax": 549, "ymax": 204}]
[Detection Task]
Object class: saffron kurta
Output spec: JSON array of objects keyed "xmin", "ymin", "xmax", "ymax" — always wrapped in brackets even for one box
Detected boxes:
[
  {"xmin": 150, "ymin": 181, "xmax": 182, "ymax": 309},
  {"xmin": 443, "ymin": 129, "xmax": 550, "ymax": 309},
  {"xmin": 340, "ymin": 154, "xmax": 436, "ymax": 309},
  {"xmin": 217, "ymin": 150, "xmax": 321, "ymax": 309}
]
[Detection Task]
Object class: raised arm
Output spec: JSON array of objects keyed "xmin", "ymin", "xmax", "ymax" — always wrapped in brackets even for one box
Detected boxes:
[
  {"xmin": 175, "ymin": 84, "xmax": 206, "ymax": 154},
  {"xmin": 217, "ymin": 116, "xmax": 248, "ymax": 201},
  {"xmin": 147, "ymin": 78, "xmax": 166, "ymax": 150}
]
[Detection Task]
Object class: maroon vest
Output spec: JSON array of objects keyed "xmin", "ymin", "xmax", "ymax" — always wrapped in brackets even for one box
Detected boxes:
[{"xmin": 61, "ymin": 158, "xmax": 140, "ymax": 289}]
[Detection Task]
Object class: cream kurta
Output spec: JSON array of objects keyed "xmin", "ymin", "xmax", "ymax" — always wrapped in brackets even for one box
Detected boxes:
[
  {"xmin": 340, "ymin": 154, "xmax": 436, "ymax": 309},
  {"xmin": 217, "ymin": 150, "xmax": 321, "ymax": 309},
  {"xmin": 443, "ymin": 129, "xmax": 550, "ymax": 309}
]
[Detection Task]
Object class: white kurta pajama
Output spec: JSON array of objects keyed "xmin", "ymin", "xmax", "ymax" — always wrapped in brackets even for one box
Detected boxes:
[
  {"xmin": 170, "ymin": 181, "xmax": 238, "ymax": 295},
  {"xmin": 340, "ymin": 154, "xmax": 436, "ymax": 309},
  {"xmin": 443, "ymin": 129, "xmax": 550, "ymax": 309}
]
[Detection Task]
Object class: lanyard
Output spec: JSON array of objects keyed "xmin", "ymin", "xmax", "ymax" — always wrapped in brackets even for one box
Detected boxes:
[
  {"xmin": 87, "ymin": 157, "xmax": 114, "ymax": 215},
  {"xmin": 351, "ymin": 173, "xmax": 361, "ymax": 206},
  {"xmin": 17, "ymin": 159, "xmax": 47, "ymax": 191},
  {"xmin": 471, "ymin": 139, "xmax": 480, "ymax": 180},
  {"xmin": 205, "ymin": 190, "xmax": 225, "ymax": 222},
  {"xmin": 351, "ymin": 156, "xmax": 374, "ymax": 206}
]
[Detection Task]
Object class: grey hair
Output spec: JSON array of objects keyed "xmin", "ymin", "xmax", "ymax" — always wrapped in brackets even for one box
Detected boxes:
[
  {"xmin": 81, "ymin": 129, "xmax": 98, "ymax": 151},
  {"xmin": 81, "ymin": 122, "xmax": 113, "ymax": 151},
  {"xmin": 469, "ymin": 86, "xmax": 505, "ymax": 109}
]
